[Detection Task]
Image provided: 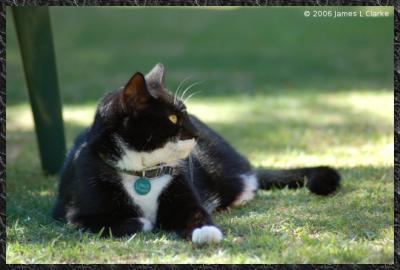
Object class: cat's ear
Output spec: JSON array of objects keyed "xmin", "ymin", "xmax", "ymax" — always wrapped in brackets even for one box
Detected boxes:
[
  {"xmin": 123, "ymin": 72, "xmax": 150, "ymax": 109},
  {"xmin": 145, "ymin": 63, "xmax": 165, "ymax": 87}
]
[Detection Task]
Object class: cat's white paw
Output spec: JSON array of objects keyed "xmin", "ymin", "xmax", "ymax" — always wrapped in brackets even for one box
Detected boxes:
[
  {"xmin": 139, "ymin": 217, "xmax": 153, "ymax": 232},
  {"xmin": 192, "ymin": 225, "xmax": 223, "ymax": 244}
]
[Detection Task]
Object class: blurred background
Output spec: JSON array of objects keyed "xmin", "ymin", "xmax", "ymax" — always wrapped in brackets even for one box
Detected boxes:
[{"xmin": 6, "ymin": 7, "xmax": 394, "ymax": 263}]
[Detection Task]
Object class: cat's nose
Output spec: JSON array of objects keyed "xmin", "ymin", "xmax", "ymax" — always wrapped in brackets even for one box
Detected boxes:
[
  {"xmin": 181, "ymin": 118, "xmax": 199, "ymax": 140},
  {"xmin": 190, "ymin": 130, "xmax": 199, "ymax": 140},
  {"xmin": 180, "ymin": 128, "xmax": 199, "ymax": 140}
]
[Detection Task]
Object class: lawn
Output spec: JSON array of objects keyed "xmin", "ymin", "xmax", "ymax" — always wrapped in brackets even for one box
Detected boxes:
[{"xmin": 6, "ymin": 7, "xmax": 394, "ymax": 263}]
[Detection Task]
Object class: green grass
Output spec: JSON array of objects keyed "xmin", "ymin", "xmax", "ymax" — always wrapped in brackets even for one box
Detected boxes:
[{"xmin": 6, "ymin": 7, "xmax": 393, "ymax": 263}]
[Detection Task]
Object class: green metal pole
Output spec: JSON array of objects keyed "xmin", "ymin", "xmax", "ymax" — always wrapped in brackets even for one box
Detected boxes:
[{"xmin": 12, "ymin": 7, "xmax": 66, "ymax": 175}]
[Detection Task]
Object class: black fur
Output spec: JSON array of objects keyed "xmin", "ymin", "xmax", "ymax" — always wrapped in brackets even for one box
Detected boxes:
[
  {"xmin": 52, "ymin": 64, "xmax": 341, "ymax": 240},
  {"xmin": 257, "ymin": 166, "xmax": 341, "ymax": 195}
]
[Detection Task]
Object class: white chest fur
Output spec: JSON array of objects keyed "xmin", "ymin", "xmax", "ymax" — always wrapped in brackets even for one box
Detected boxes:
[
  {"xmin": 114, "ymin": 135, "xmax": 195, "ymax": 225},
  {"xmin": 120, "ymin": 173, "xmax": 172, "ymax": 224}
]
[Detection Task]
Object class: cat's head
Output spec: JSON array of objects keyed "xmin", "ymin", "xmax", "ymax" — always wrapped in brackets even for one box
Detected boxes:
[{"xmin": 93, "ymin": 63, "xmax": 199, "ymax": 170}]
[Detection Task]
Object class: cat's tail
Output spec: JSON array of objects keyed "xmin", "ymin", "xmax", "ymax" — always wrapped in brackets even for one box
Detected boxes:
[{"xmin": 256, "ymin": 166, "xmax": 341, "ymax": 196}]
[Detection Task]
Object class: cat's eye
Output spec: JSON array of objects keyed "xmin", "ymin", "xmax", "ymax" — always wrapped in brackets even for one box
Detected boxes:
[{"xmin": 168, "ymin": 114, "xmax": 178, "ymax": 124}]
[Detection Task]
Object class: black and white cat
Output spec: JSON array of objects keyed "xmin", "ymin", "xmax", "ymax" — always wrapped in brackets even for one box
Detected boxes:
[{"xmin": 52, "ymin": 63, "xmax": 341, "ymax": 244}]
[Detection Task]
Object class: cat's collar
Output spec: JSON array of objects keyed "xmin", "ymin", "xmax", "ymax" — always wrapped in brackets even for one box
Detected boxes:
[{"xmin": 98, "ymin": 153, "xmax": 175, "ymax": 179}]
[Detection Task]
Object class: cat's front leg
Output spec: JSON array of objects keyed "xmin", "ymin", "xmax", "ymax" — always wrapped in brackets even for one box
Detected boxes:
[
  {"xmin": 109, "ymin": 217, "xmax": 154, "ymax": 237},
  {"xmin": 157, "ymin": 176, "xmax": 223, "ymax": 244},
  {"xmin": 71, "ymin": 214, "xmax": 153, "ymax": 237}
]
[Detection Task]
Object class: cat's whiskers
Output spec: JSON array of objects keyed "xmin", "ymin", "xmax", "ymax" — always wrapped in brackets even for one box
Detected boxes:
[
  {"xmin": 174, "ymin": 76, "xmax": 193, "ymax": 105},
  {"xmin": 188, "ymin": 154, "xmax": 194, "ymax": 183},
  {"xmin": 180, "ymin": 81, "xmax": 204, "ymax": 102},
  {"xmin": 184, "ymin": 91, "xmax": 201, "ymax": 104},
  {"xmin": 173, "ymin": 89, "xmax": 179, "ymax": 105}
]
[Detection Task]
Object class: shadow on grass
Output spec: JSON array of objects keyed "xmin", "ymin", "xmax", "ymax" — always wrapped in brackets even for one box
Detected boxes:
[{"xmin": 6, "ymin": 157, "xmax": 393, "ymax": 245}]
